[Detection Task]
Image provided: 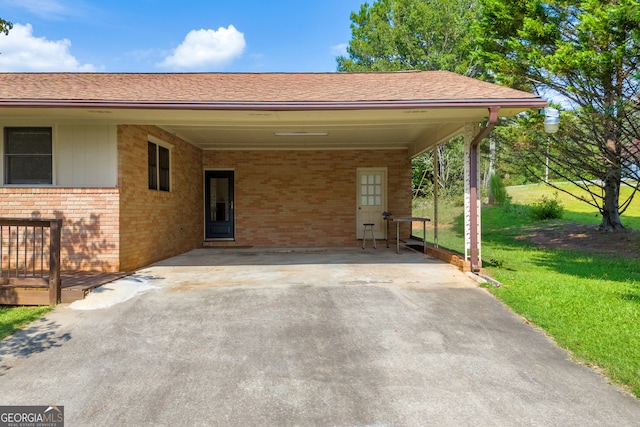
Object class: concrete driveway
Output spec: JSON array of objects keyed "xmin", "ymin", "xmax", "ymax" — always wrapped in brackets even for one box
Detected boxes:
[{"xmin": 1, "ymin": 246, "xmax": 639, "ymax": 426}]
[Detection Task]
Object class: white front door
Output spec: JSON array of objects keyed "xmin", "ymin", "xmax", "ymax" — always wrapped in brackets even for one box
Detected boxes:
[{"xmin": 356, "ymin": 168, "xmax": 387, "ymax": 239}]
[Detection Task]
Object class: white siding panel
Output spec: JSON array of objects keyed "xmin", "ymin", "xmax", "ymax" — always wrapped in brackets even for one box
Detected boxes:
[{"xmin": 56, "ymin": 125, "xmax": 117, "ymax": 187}]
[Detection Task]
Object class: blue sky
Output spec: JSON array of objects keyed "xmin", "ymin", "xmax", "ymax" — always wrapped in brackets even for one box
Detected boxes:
[{"xmin": 0, "ymin": 0, "xmax": 365, "ymax": 72}]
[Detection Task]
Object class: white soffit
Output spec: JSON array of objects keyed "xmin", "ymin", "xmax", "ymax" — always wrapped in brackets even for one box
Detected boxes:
[{"xmin": 0, "ymin": 105, "xmax": 529, "ymax": 157}]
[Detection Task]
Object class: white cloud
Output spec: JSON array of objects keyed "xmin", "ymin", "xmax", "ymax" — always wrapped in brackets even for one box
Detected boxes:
[
  {"xmin": 331, "ymin": 43, "xmax": 348, "ymax": 56},
  {"xmin": 159, "ymin": 25, "xmax": 245, "ymax": 70},
  {"xmin": 0, "ymin": 23, "xmax": 95, "ymax": 71}
]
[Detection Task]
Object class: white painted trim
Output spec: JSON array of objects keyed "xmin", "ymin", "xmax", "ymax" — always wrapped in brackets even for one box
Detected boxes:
[
  {"xmin": 463, "ymin": 123, "xmax": 482, "ymax": 263},
  {"xmin": 148, "ymin": 134, "xmax": 174, "ymax": 149}
]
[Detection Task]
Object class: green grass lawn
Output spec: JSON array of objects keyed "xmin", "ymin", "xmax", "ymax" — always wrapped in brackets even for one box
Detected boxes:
[
  {"xmin": 0, "ymin": 306, "xmax": 54, "ymax": 342},
  {"xmin": 481, "ymin": 206, "xmax": 640, "ymax": 397},
  {"xmin": 508, "ymin": 182, "xmax": 640, "ymax": 229},
  {"xmin": 413, "ymin": 184, "xmax": 640, "ymax": 397}
]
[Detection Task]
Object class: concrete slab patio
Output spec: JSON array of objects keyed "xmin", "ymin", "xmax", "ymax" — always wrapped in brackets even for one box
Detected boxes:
[{"xmin": 1, "ymin": 246, "xmax": 639, "ymax": 426}]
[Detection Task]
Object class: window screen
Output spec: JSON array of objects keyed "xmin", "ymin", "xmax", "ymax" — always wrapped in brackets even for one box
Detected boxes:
[{"xmin": 4, "ymin": 127, "xmax": 53, "ymax": 185}]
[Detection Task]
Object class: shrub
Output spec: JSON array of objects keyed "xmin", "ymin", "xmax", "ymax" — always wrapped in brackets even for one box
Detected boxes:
[
  {"xmin": 489, "ymin": 174, "xmax": 510, "ymax": 205},
  {"xmin": 530, "ymin": 194, "xmax": 564, "ymax": 220}
]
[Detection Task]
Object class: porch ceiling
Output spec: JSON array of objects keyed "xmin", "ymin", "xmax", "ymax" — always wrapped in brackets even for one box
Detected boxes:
[{"xmin": 0, "ymin": 104, "xmax": 531, "ymax": 158}]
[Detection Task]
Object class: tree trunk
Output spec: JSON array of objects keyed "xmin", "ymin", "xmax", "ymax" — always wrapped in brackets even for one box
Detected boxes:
[
  {"xmin": 599, "ymin": 78, "xmax": 624, "ymax": 232},
  {"xmin": 599, "ymin": 166, "xmax": 624, "ymax": 231}
]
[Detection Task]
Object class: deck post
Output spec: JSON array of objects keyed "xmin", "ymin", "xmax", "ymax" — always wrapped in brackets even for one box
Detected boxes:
[{"xmin": 48, "ymin": 219, "xmax": 62, "ymax": 305}]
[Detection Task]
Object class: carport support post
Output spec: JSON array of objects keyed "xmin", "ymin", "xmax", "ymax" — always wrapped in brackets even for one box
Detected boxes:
[
  {"xmin": 464, "ymin": 107, "xmax": 499, "ymax": 272},
  {"xmin": 433, "ymin": 145, "xmax": 439, "ymax": 247}
]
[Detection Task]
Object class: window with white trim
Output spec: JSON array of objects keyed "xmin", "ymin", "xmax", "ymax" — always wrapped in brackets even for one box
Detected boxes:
[
  {"xmin": 4, "ymin": 127, "xmax": 53, "ymax": 185},
  {"xmin": 148, "ymin": 140, "xmax": 170, "ymax": 191}
]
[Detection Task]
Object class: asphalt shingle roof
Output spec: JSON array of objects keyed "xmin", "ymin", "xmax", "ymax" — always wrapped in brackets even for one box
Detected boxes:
[{"xmin": 0, "ymin": 71, "xmax": 542, "ymax": 104}]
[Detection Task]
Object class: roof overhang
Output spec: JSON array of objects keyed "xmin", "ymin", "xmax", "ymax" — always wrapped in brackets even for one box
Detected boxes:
[
  {"xmin": 0, "ymin": 98, "xmax": 546, "ymax": 158},
  {"xmin": 0, "ymin": 71, "xmax": 549, "ymax": 157}
]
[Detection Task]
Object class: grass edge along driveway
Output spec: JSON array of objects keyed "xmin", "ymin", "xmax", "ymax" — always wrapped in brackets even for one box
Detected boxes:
[
  {"xmin": 480, "ymin": 205, "xmax": 640, "ymax": 399},
  {"xmin": 0, "ymin": 305, "xmax": 54, "ymax": 341}
]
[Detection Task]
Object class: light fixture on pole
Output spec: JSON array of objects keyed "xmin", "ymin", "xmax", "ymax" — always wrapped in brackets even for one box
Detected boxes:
[
  {"xmin": 543, "ymin": 107, "xmax": 560, "ymax": 134},
  {"xmin": 543, "ymin": 108, "xmax": 560, "ymax": 183}
]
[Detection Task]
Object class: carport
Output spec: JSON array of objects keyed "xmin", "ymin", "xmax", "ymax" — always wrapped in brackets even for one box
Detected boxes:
[
  {"xmin": 0, "ymin": 71, "xmax": 546, "ymax": 273},
  {"xmin": 148, "ymin": 71, "xmax": 546, "ymax": 270}
]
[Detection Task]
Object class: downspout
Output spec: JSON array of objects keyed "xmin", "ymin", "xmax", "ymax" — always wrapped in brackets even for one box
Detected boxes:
[{"xmin": 469, "ymin": 106, "xmax": 500, "ymax": 272}]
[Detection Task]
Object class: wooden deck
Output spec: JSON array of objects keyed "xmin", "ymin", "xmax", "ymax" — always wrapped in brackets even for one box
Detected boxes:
[{"xmin": 0, "ymin": 271, "xmax": 129, "ymax": 305}]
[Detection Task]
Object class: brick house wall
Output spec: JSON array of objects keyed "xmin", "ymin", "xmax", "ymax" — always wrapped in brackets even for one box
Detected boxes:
[
  {"xmin": 202, "ymin": 149, "xmax": 412, "ymax": 246},
  {"xmin": 2, "ymin": 129, "xmax": 413, "ymax": 272},
  {"xmin": 0, "ymin": 187, "xmax": 120, "ymax": 271},
  {"xmin": 117, "ymin": 125, "xmax": 203, "ymax": 271},
  {"xmin": 1, "ymin": 125, "xmax": 203, "ymax": 273}
]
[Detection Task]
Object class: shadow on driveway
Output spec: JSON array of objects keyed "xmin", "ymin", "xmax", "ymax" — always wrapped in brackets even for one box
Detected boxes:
[{"xmin": 0, "ymin": 317, "xmax": 71, "ymax": 376}]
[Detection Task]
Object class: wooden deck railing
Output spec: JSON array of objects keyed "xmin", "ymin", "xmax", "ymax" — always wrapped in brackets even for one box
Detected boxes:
[{"xmin": 0, "ymin": 218, "xmax": 62, "ymax": 305}]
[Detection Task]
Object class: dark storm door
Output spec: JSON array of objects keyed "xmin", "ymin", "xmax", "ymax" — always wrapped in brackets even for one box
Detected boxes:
[{"xmin": 205, "ymin": 171, "xmax": 235, "ymax": 239}]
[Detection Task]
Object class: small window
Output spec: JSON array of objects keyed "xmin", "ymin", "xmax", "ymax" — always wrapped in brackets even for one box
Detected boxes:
[
  {"xmin": 360, "ymin": 173, "xmax": 382, "ymax": 206},
  {"xmin": 148, "ymin": 142, "xmax": 157, "ymax": 190},
  {"xmin": 158, "ymin": 146, "xmax": 170, "ymax": 191},
  {"xmin": 4, "ymin": 127, "xmax": 53, "ymax": 185},
  {"xmin": 148, "ymin": 141, "xmax": 170, "ymax": 191}
]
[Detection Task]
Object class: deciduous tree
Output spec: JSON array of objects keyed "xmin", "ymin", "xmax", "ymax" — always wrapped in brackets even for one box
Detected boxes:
[{"xmin": 337, "ymin": 0, "xmax": 481, "ymax": 76}]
